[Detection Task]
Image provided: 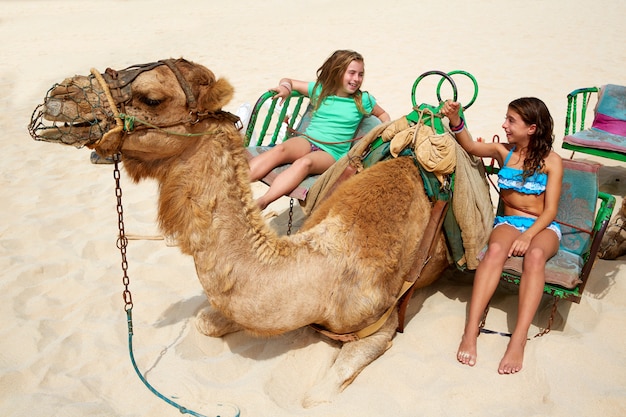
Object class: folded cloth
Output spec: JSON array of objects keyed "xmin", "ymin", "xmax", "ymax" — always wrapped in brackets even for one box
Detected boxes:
[
  {"xmin": 380, "ymin": 117, "xmax": 410, "ymax": 142},
  {"xmin": 451, "ymin": 135, "xmax": 495, "ymax": 270},
  {"xmin": 388, "ymin": 110, "xmax": 456, "ymax": 184}
]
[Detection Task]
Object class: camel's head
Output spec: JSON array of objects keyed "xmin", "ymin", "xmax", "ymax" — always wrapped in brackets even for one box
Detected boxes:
[{"xmin": 28, "ymin": 58, "xmax": 236, "ymax": 158}]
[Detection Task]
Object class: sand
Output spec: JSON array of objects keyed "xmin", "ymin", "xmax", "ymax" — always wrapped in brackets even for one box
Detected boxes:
[{"xmin": 1, "ymin": 0, "xmax": 625, "ymax": 416}]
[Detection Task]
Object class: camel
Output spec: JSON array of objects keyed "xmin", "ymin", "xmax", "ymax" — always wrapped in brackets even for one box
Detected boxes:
[
  {"xmin": 600, "ymin": 197, "xmax": 626, "ymax": 260},
  {"xmin": 28, "ymin": 58, "xmax": 451, "ymax": 407}
]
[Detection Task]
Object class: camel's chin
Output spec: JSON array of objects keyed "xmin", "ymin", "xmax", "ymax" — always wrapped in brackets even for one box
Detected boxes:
[
  {"xmin": 30, "ymin": 112, "xmax": 107, "ymax": 148},
  {"xmin": 35, "ymin": 125, "xmax": 102, "ymax": 148}
]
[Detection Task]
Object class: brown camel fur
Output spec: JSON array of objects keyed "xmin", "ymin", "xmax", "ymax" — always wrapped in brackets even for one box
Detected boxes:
[
  {"xmin": 28, "ymin": 58, "xmax": 450, "ymax": 407},
  {"xmin": 600, "ymin": 197, "xmax": 626, "ymax": 260}
]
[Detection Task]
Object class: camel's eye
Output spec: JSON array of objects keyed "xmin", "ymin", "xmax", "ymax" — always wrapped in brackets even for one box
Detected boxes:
[{"xmin": 139, "ymin": 96, "xmax": 163, "ymax": 107}]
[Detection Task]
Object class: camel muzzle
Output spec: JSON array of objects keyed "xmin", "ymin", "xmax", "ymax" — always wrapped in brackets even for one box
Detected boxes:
[
  {"xmin": 28, "ymin": 59, "xmax": 200, "ymax": 150},
  {"xmin": 28, "ymin": 74, "xmax": 122, "ymax": 149}
]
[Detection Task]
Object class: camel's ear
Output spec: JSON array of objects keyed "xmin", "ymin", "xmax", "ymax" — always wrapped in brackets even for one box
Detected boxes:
[{"xmin": 201, "ymin": 78, "xmax": 234, "ymax": 112}]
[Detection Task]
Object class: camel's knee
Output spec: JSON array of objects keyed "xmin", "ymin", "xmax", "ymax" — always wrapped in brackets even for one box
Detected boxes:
[
  {"xmin": 303, "ymin": 313, "xmax": 398, "ymax": 408},
  {"xmin": 195, "ymin": 306, "xmax": 241, "ymax": 337}
]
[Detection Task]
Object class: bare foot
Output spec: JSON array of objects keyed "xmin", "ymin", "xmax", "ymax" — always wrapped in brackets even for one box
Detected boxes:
[
  {"xmin": 498, "ymin": 335, "xmax": 526, "ymax": 374},
  {"xmin": 457, "ymin": 332, "xmax": 477, "ymax": 366}
]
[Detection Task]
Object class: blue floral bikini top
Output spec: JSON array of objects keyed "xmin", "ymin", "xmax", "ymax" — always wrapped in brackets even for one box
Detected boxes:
[{"xmin": 498, "ymin": 147, "xmax": 547, "ymax": 195}]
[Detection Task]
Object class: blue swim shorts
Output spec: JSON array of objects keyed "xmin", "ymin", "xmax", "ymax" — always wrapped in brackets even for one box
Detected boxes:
[{"xmin": 493, "ymin": 215, "xmax": 562, "ymax": 241}]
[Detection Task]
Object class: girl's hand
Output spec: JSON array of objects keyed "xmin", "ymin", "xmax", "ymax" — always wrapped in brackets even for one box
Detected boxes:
[
  {"xmin": 270, "ymin": 84, "xmax": 290, "ymax": 105},
  {"xmin": 441, "ymin": 100, "xmax": 462, "ymax": 127},
  {"xmin": 508, "ymin": 233, "xmax": 532, "ymax": 257}
]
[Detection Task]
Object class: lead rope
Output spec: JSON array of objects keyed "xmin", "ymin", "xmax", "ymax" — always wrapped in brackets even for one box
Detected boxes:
[{"xmin": 113, "ymin": 157, "xmax": 240, "ymax": 417}]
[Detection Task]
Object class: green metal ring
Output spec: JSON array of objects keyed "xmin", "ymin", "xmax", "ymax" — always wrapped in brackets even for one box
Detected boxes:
[
  {"xmin": 411, "ymin": 70, "xmax": 458, "ymax": 108},
  {"xmin": 436, "ymin": 70, "xmax": 479, "ymax": 110}
]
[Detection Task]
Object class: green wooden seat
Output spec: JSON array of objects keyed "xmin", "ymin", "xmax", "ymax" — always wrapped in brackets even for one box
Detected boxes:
[
  {"xmin": 562, "ymin": 84, "xmax": 626, "ymax": 162},
  {"xmin": 482, "ymin": 159, "xmax": 615, "ymax": 335},
  {"xmin": 497, "ymin": 159, "xmax": 615, "ymax": 302}
]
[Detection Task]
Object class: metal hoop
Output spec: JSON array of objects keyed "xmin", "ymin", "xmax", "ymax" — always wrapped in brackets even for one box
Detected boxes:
[
  {"xmin": 436, "ymin": 70, "xmax": 479, "ymax": 110},
  {"xmin": 411, "ymin": 70, "xmax": 458, "ymax": 108}
]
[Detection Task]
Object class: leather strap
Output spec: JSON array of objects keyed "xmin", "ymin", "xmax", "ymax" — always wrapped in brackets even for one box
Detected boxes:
[
  {"xmin": 160, "ymin": 59, "xmax": 198, "ymax": 110},
  {"xmin": 397, "ymin": 199, "xmax": 448, "ymax": 332}
]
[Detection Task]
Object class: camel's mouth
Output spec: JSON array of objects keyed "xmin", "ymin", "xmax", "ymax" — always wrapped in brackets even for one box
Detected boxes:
[{"xmin": 28, "ymin": 79, "xmax": 118, "ymax": 149}]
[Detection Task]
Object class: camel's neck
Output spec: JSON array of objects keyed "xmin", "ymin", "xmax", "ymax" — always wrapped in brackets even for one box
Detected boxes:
[{"xmin": 155, "ymin": 124, "xmax": 282, "ymax": 260}]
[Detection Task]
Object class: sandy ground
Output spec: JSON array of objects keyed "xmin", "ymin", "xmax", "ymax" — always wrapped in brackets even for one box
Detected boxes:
[{"xmin": 1, "ymin": 1, "xmax": 625, "ymax": 416}]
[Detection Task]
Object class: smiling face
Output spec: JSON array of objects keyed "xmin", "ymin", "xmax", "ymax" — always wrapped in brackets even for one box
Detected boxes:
[
  {"xmin": 337, "ymin": 60, "xmax": 364, "ymax": 97},
  {"xmin": 502, "ymin": 107, "xmax": 536, "ymax": 147}
]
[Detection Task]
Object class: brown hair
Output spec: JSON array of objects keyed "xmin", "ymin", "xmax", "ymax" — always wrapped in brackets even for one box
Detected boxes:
[
  {"xmin": 508, "ymin": 97, "xmax": 554, "ymax": 180},
  {"xmin": 311, "ymin": 50, "xmax": 367, "ymax": 114}
]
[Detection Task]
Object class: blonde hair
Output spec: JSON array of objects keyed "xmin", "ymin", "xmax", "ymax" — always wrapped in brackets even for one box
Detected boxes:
[{"xmin": 311, "ymin": 50, "xmax": 367, "ymax": 114}]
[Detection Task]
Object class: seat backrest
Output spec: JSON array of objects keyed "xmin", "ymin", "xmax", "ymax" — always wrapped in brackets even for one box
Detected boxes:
[
  {"xmin": 591, "ymin": 84, "xmax": 626, "ymax": 136},
  {"xmin": 245, "ymin": 90, "xmax": 381, "ymax": 147},
  {"xmin": 244, "ymin": 91, "xmax": 309, "ymax": 146},
  {"xmin": 565, "ymin": 87, "xmax": 599, "ymax": 136},
  {"xmin": 554, "ymin": 159, "xmax": 600, "ymax": 256}
]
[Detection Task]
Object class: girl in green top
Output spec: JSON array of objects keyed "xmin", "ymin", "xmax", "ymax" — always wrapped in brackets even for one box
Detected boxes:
[{"xmin": 249, "ymin": 49, "xmax": 390, "ymax": 210}]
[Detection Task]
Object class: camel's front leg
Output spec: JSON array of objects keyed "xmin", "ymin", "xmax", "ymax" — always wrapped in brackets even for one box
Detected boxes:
[
  {"xmin": 303, "ymin": 311, "xmax": 398, "ymax": 408},
  {"xmin": 195, "ymin": 305, "xmax": 242, "ymax": 337}
]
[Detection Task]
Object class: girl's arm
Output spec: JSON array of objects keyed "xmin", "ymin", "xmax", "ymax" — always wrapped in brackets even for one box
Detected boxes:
[
  {"xmin": 441, "ymin": 100, "xmax": 504, "ymax": 162},
  {"xmin": 271, "ymin": 79, "xmax": 310, "ymax": 103},
  {"xmin": 371, "ymin": 103, "xmax": 391, "ymax": 122}
]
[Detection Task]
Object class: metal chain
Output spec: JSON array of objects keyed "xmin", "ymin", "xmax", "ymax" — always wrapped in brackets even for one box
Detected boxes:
[
  {"xmin": 287, "ymin": 198, "xmax": 294, "ymax": 236},
  {"xmin": 478, "ymin": 306, "xmax": 489, "ymax": 330},
  {"xmin": 110, "ymin": 155, "xmax": 238, "ymax": 417},
  {"xmin": 113, "ymin": 155, "xmax": 133, "ymax": 313},
  {"xmin": 534, "ymin": 298, "xmax": 558, "ymax": 338}
]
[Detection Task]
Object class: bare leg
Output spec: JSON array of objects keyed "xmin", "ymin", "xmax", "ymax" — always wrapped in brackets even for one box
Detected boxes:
[
  {"xmin": 255, "ymin": 151, "xmax": 335, "ymax": 209},
  {"xmin": 249, "ymin": 137, "xmax": 312, "ymax": 182},
  {"xmin": 458, "ymin": 225, "xmax": 519, "ymax": 366},
  {"xmin": 498, "ymin": 228, "xmax": 559, "ymax": 374}
]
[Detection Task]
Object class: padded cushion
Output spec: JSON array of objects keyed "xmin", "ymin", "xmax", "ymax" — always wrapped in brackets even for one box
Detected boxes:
[
  {"xmin": 557, "ymin": 159, "xmax": 599, "ymax": 256},
  {"xmin": 503, "ymin": 249, "xmax": 584, "ymax": 289},
  {"xmin": 564, "ymin": 84, "xmax": 626, "ymax": 154}
]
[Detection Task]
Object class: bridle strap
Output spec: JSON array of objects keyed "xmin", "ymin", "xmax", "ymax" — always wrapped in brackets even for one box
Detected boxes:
[
  {"xmin": 89, "ymin": 61, "xmax": 240, "ymax": 148},
  {"xmin": 160, "ymin": 59, "xmax": 198, "ymax": 110},
  {"xmin": 101, "ymin": 59, "xmax": 199, "ymax": 110},
  {"xmin": 90, "ymin": 68, "xmax": 125, "ymax": 148}
]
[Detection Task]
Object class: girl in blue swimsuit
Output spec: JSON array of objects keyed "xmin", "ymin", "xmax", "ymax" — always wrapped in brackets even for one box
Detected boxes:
[{"xmin": 442, "ymin": 97, "xmax": 563, "ymax": 375}]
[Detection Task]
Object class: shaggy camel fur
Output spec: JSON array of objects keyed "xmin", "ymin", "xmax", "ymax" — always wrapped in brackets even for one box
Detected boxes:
[
  {"xmin": 28, "ymin": 58, "xmax": 450, "ymax": 406},
  {"xmin": 600, "ymin": 197, "xmax": 626, "ymax": 260}
]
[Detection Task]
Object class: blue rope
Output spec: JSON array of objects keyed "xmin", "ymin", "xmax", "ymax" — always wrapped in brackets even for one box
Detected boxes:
[{"xmin": 126, "ymin": 309, "xmax": 241, "ymax": 417}]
